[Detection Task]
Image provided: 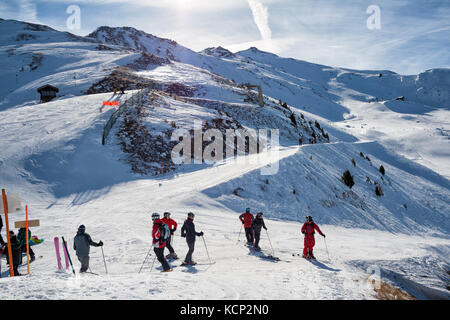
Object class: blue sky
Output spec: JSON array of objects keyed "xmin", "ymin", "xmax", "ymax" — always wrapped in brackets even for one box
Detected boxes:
[{"xmin": 1, "ymin": 0, "xmax": 449, "ymax": 74}]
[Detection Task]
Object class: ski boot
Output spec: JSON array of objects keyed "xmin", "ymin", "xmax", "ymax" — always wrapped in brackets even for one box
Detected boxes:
[
  {"xmin": 161, "ymin": 269, "xmax": 173, "ymax": 273},
  {"xmin": 166, "ymin": 253, "xmax": 178, "ymax": 260}
]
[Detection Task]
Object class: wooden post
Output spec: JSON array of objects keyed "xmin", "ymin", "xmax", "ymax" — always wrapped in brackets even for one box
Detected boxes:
[
  {"xmin": 2, "ymin": 189, "xmax": 14, "ymax": 277},
  {"xmin": 26, "ymin": 205, "xmax": 30, "ymax": 275}
]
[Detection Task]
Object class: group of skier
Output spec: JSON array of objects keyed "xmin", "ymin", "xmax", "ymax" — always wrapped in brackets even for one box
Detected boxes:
[
  {"xmin": 145, "ymin": 208, "xmax": 326, "ymax": 272},
  {"xmin": 150, "ymin": 211, "xmax": 204, "ymax": 272},
  {"xmin": 0, "ymin": 215, "xmax": 38, "ymax": 276},
  {"xmin": 1, "ymin": 207, "xmax": 326, "ymax": 275},
  {"xmin": 240, "ymin": 208, "xmax": 325, "ymax": 259}
]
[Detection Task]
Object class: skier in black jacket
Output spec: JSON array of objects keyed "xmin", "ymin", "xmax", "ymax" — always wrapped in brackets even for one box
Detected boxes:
[
  {"xmin": 73, "ymin": 225, "xmax": 103, "ymax": 273},
  {"xmin": 251, "ymin": 212, "xmax": 267, "ymax": 251},
  {"xmin": 4, "ymin": 231, "xmax": 22, "ymax": 276},
  {"xmin": 180, "ymin": 212, "xmax": 203, "ymax": 265}
]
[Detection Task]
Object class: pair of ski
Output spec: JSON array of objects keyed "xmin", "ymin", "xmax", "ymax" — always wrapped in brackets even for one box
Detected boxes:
[
  {"xmin": 292, "ymin": 253, "xmax": 319, "ymax": 262},
  {"xmin": 179, "ymin": 262, "xmax": 216, "ymax": 267},
  {"xmin": 244, "ymin": 243, "xmax": 280, "ymax": 261},
  {"xmin": 54, "ymin": 236, "xmax": 75, "ymax": 275}
]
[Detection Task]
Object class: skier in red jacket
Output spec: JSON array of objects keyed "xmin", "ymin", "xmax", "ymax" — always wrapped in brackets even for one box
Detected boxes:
[
  {"xmin": 301, "ymin": 216, "xmax": 325, "ymax": 259},
  {"xmin": 152, "ymin": 212, "xmax": 171, "ymax": 272},
  {"xmin": 162, "ymin": 212, "xmax": 178, "ymax": 260},
  {"xmin": 239, "ymin": 208, "xmax": 254, "ymax": 245}
]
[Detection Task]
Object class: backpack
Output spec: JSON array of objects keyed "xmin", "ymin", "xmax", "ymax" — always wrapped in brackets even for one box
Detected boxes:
[{"xmin": 158, "ymin": 222, "xmax": 171, "ymax": 241}]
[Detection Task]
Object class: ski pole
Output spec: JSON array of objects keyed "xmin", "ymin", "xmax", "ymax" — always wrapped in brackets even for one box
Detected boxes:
[
  {"xmin": 138, "ymin": 247, "xmax": 152, "ymax": 274},
  {"xmin": 265, "ymin": 229, "xmax": 275, "ymax": 257},
  {"xmin": 237, "ymin": 223, "xmax": 243, "ymax": 243},
  {"xmin": 101, "ymin": 246, "xmax": 108, "ymax": 274},
  {"xmin": 201, "ymin": 235, "xmax": 212, "ymax": 264},
  {"xmin": 149, "ymin": 253, "xmax": 157, "ymax": 273},
  {"xmin": 61, "ymin": 237, "xmax": 76, "ymax": 275},
  {"xmin": 323, "ymin": 237, "xmax": 330, "ymax": 262}
]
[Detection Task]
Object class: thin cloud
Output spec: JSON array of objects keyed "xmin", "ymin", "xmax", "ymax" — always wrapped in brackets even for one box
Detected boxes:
[
  {"xmin": 247, "ymin": 0, "xmax": 272, "ymax": 41},
  {"xmin": 15, "ymin": 0, "xmax": 40, "ymax": 23}
]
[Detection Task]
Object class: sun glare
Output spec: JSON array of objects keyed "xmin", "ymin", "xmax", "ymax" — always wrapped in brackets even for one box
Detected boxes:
[{"xmin": 173, "ymin": 0, "xmax": 193, "ymax": 9}]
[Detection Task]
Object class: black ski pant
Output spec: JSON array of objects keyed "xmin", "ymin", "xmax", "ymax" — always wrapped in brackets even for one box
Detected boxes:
[
  {"xmin": 77, "ymin": 255, "xmax": 89, "ymax": 272},
  {"xmin": 20, "ymin": 245, "xmax": 35, "ymax": 258},
  {"xmin": 184, "ymin": 241, "xmax": 195, "ymax": 263},
  {"xmin": 253, "ymin": 229, "xmax": 261, "ymax": 248},
  {"xmin": 13, "ymin": 264, "xmax": 20, "ymax": 276},
  {"xmin": 154, "ymin": 247, "xmax": 170, "ymax": 271},
  {"xmin": 245, "ymin": 227, "xmax": 254, "ymax": 243},
  {"xmin": 165, "ymin": 236, "xmax": 175, "ymax": 254}
]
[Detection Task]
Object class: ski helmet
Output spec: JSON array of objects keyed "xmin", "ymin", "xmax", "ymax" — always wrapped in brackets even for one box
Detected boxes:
[
  {"xmin": 187, "ymin": 212, "xmax": 195, "ymax": 219},
  {"xmin": 257, "ymin": 212, "xmax": 263, "ymax": 217},
  {"xmin": 305, "ymin": 216, "xmax": 313, "ymax": 222},
  {"xmin": 78, "ymin": 225, "xmax": 86, "ymax": 232},
  {"xmin": 245, "ymin": 207, "xmax": 250, "ymax": 213},
  {"xmin": 164, "ymin": 212, "xmax": 171, "ymax": 217},
  {"xmin": 151, "ymin": 212, "xmax": 160, "ymax": 221}
]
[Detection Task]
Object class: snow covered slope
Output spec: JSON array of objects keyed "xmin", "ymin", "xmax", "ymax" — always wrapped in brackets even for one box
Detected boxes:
[
  {"xmin": 90, "ymin": 27, "xmax": 449, "ymax": 177},
  {"xmin": 0, "ymin": 19, "xmax": 138, "ymax": 110},
  {"xmin": 0, "ymin": 88, "xmax": 448, "ymax": 299}
]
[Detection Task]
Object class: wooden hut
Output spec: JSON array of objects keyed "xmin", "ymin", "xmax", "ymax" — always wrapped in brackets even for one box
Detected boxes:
[{"xmin": 37, "ymin": 84, "xmax": 59, "ymax": 103}]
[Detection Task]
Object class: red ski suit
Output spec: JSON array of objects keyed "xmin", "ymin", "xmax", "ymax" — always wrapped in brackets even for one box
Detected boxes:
[
  {"xmin": 239, "ymin": 212, "xmax": 254, "ymax": 228},
  {"xmin": 162, "ymin": 217, "xmax": 177, "ymax": 232},
  {"xmin": 301, "ymin": 221, "xmax": 324, "ymax": 256},
  {"xmin": 152, "ymin": 219, "xmax": 166, "ymax": 248}
]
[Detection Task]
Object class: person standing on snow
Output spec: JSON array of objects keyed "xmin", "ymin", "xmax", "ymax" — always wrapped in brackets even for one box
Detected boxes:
[
  {"xmin": 239, "ymin": 208, "xmax": 254, "ymax": 245},
  {"xmin": 73, "ymin": 225, "xmax": 103, "ymax": 273},
  {"xmin": 17, "ymin": 227, "xmax": 35, "ymax": 262},
  {"xmin": 162, "ymin": 212, "xmax": 178, "ymax": 260},
  {"xmin": 251, "ymin": 212, "xmax": 267, "ymax": 251},
  {"xmin": 301, "ymin": 216, "xmax": 325, "ymax": 259},
  {"xmin": 181, "ymin": 212, "xmax": 203, "ymax": 265},
  {"xmin": 4, "ymin": 231, "xmax": 22, "ymax": 276},
  {"xmin": 151, "ymin": 212, "xmax": 171, "ymax": 272}
]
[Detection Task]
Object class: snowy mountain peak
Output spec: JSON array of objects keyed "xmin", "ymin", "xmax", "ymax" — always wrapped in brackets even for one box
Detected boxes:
[
  {"xmin": 200, "ymin": 46, "xmax": 235, "ymax": 58},
  {"xmin": 87, "ymin": 25, "xmax": 180, "ymax": 54},
  {"xmin": 87, "ymin": 25, "xmax": 204, "ymax": 64},
  {"xmin": 237, "ymin": 46, "xmax": 278, "ymax": 58},
  {"xmin": 0, "ymin": 18, "xmax": 84, "ymax": 44},
  {"xmin": 88, "ymin": 26, "xmax": 177, "ymax": 48}
]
